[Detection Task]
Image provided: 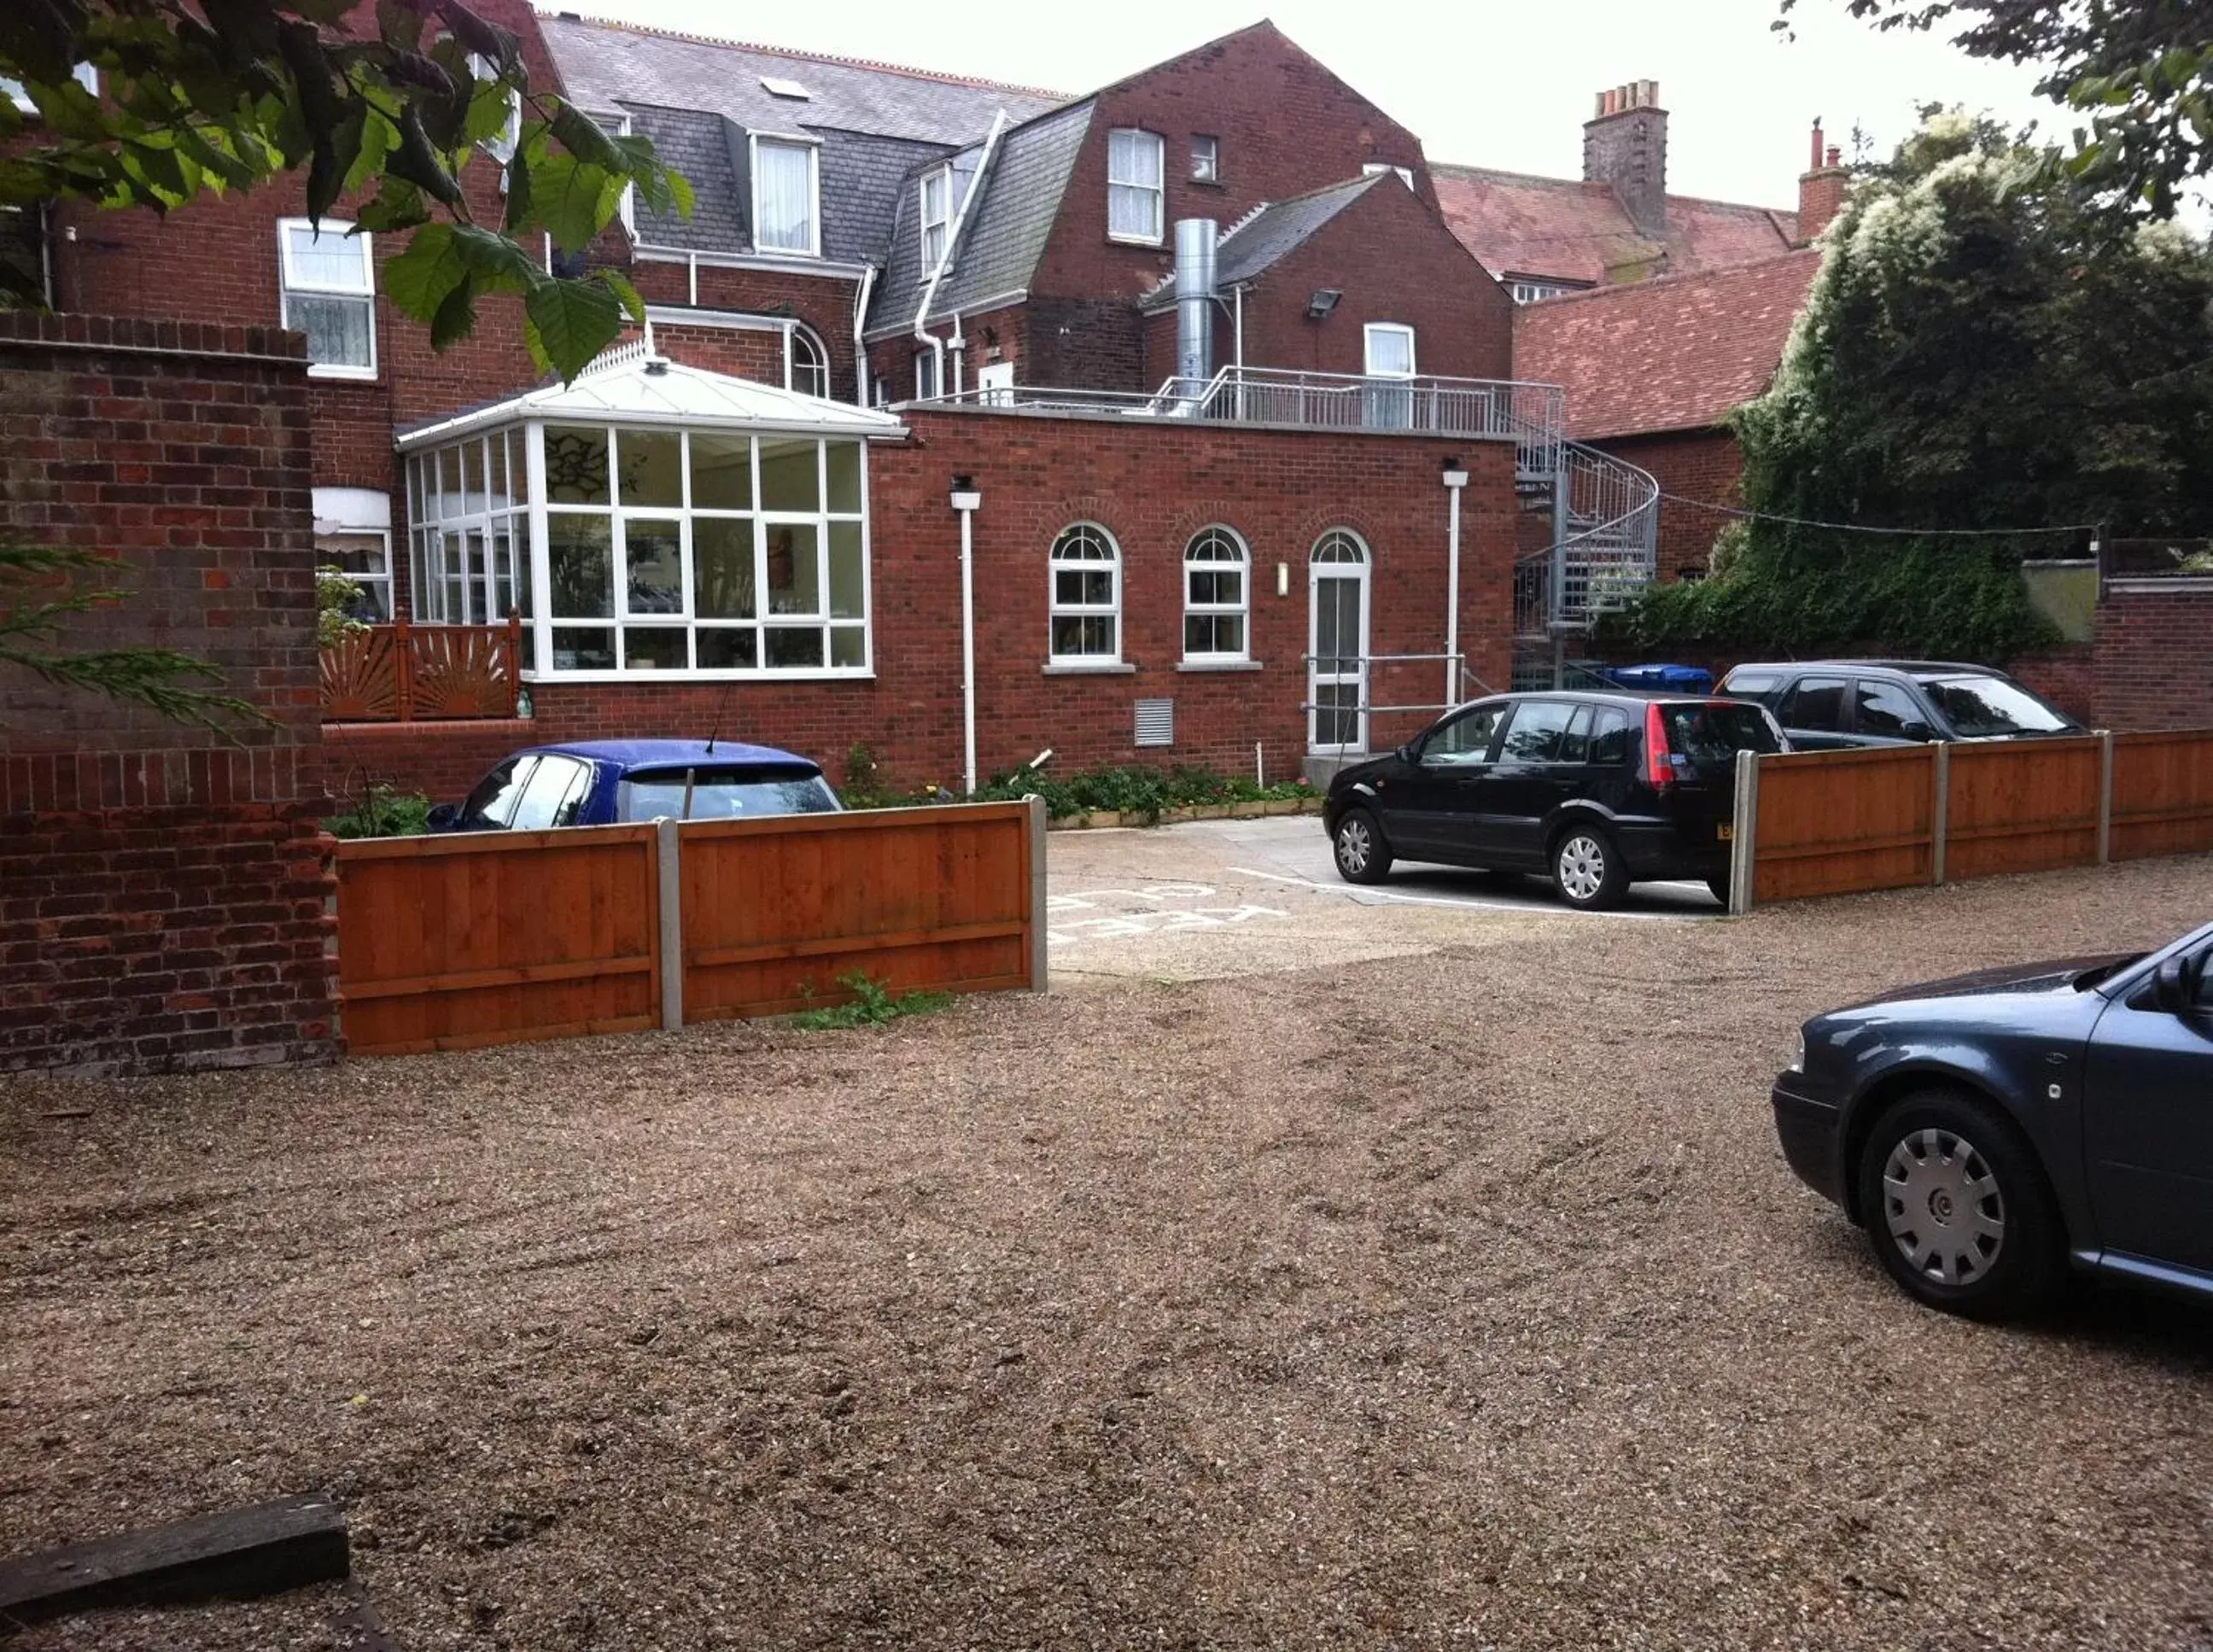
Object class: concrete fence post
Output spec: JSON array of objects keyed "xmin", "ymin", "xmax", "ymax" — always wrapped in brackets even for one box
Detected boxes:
[
  {"xmin": 1930, "ymin": 744, "xmax": 1950, "ymax": 887},
  {"xmin": 2096, "ymin": 729, "xmax": 2114, "ymax": 866},
  {"xmin": 1727, "ymin": 749, "xmax": 1760, "ymax": 916},
  {"xmin": 1025, "ymin": 795, "xmax": 1050, "ymax": 991},
  {"xmin": 656, "ymin": 817, "xmax": 685, "ymax": 1031}
]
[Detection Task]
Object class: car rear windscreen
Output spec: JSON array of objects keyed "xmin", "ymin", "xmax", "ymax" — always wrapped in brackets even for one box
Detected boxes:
[
  {"xmin": 1661, "ymin": 701, "xmax": 1784, "ymax": 772},
  {"xmin": 1914, "ymin": 674, "xmax": 2074, "ymax": 738},
  {"xmin": 616, "ymin": 767, "xmax": 840, "ymax": 822}
]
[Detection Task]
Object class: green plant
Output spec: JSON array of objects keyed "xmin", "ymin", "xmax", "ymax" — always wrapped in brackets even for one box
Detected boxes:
[
  {"xmin": 324, "ymin": 783, "xmax": 433, "ymax": 839},
  {"xmin": 840, "ymin": 758, "xmax": 1316, "ymax": 820},
  {"xmin": 790, "ymin": 971, "xmax": 954, "ymax": 1030},
  {"xmin": 316, "ymin": 563, "xmax": 371, "ymax": 648}
]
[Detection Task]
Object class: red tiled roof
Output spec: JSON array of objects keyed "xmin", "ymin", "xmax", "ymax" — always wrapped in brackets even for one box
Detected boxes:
[
  {"xmin": 1433, "ymin": 165, "xmax": 1799, "ymax": 286},
  {"xmin": 1513, "ymin": 249, "xmax": 1821, "ymax": 440}
]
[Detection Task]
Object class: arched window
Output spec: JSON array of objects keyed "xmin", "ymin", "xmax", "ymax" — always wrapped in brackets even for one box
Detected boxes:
[
  {"xmin": 1182, "ymin": 526, "xmax": 1248, "ymax": 662},
  {"xmin": 1311, "ymin": 528, "xmax": 1369, "ymax": 566},
  {"xmin": 1048, "ymin": 523, "xmax": 1120, "ymax": 663},
  {"xmin": 790, "ymin": 324, "xmax": 831, "ymax": 400}
]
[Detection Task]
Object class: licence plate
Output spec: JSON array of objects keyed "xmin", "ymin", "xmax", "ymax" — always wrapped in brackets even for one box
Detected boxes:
[{"xmin": 1717, "ymin": 823, "xmax": 1734, "ymax": 841}]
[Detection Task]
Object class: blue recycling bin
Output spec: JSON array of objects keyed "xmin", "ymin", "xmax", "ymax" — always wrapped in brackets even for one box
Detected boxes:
[{"xmin": 1600, "ymin": 663, "xmax": 1715, "ymax": 695}]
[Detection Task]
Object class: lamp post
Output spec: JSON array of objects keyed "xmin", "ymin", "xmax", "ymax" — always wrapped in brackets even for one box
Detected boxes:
[
  {"xmin": 1440, "ymin": 456, "xmax": 1469, "ymax": 707},
  {"xmin": 950, "ymin": 475, "xmax": 982, "ymax": 796}
]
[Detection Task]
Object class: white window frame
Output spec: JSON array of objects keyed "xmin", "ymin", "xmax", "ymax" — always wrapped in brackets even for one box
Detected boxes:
[
  {"xmin": 750, "ymin": 132, "xmax": 822, "ymax": 259},
  {"xmin": 277, "ymin": 218, "xmax": 377, "ymax": 380},
  {"xmin": 919, "ymin": 164, "xmax": 953, "ymax": 272},
  {"xmin": 914, "ymin": 348, "xmax": 941, "ymax": 401},
  {"xmin": 1182, "ymin": 526, "xmax": 1249, "ymax": 663},
  {"xmin": 1509, "ymin": 279, "xmax": 1574, "ymax": 304},
  {"xmin": 1106, "ymin": 128, "xmax": 1165, "ymax": 245},
  {"xmin": 1191, "ymin": 135, "xmax": 1220, "ymax": 183},
  {"xmin": 317, "ymin": 528, "xmax": 394, "ymax": 622},
  {"xmin": 1048, "ymin": 522, "xmax": 1122, "ymax": 664},
  {"xmin": 788, "ymin": 324, "xmax": 831, "ymax": 399},
  {"xmin": 412, "ymin": 423, "xmax": 874, "ymax": 680},
  {"xmin": 1363, "ymin": 322, "xmax": 1416, "ymax": 378}
]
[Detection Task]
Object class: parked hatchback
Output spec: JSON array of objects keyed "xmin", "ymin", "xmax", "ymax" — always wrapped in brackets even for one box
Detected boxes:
[
  {"xmin": 1773, "ymin": 922, "xmax": 2213, "ymax": 1319},
  {"xmin": 1323, "ymin": 692, "xmax": 1786, "ymax": 909},
  {"xmin": 1718, "ymin": 660, "xmax": 2081, "ymax": 750},
  {"xmin": 429, "ymin": 739, "xmax": 843, "ymax": 832}
]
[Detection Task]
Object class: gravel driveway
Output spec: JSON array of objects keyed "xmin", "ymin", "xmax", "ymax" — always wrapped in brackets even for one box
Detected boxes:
[{"xmin": 4, "ymin": 857, "xmax": 2211, "ymax": 1649}]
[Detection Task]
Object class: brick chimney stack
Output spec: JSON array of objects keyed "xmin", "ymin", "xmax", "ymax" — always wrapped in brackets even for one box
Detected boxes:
[
  {"xmin": 1583, "ymin": 79, "xmax": 1668, "ymax": 240},
  {"xmin": 1797, "ymin": 120, "xmax": 1848, "ymax": 242}
]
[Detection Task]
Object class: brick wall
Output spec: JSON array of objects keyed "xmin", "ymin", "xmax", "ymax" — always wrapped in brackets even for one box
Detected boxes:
[
  {"xmin": 321, "ymin": 411, "xmax": 1521, "ymax": 799},
  {"xmin": 1139, "ymin": 180, "xmax": 1513, "ymax": 385},
  {"xmin": 1592, "ymin": 428, "xmax": 1742, "ymax": 579},
  {"xmin": 2016, "ymin": 583, "xmax": 2213, "ymax": 731},
  {"xmin": 0, "ymin": 312, "xmax": 339, "ymax": 1076}
]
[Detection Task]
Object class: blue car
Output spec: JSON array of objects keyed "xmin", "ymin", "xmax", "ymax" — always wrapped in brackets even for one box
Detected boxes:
[
  {"xmin": 1773, "ymin": 922, "xmax": 2213, "ymax": 1319},
  {"xmin": 428, "ymin": 738, "xmax": 843, "ymax": 832}
]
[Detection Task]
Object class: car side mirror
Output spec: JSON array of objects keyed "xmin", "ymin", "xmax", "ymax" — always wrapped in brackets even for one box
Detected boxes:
[
  {"xmin": 1396, "ymin": 744, "xmax": 1415, "ymax": 762},
  {"xmin": 425, "ymin": 802, "xmax": 459, "ymax": 832},
  {"xmin": 1901, "ymin": 721, "xmax": 1936, "ymax": 742},
  {"xmin": 2152, "ymin": 953, "xmax": 2206, "ymax": 1013}
]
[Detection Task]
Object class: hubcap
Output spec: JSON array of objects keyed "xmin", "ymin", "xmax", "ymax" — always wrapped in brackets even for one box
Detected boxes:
[
  {"xmin": 1883, "ymin": 1127, "xmax": 2005, "ymax": 1286},
  {"xmin": 1338, "ymin": 819, "xmax": 1371, "ymax": 873},
  {"xmin": 1556, "ymin": 834, "xmax": 1606, "ymax": 902}
]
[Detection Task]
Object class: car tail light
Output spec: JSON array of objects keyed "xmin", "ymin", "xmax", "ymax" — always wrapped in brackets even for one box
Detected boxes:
[{"xmin": 1644, "ymin": 702, "xmax": 1675, "ymax": 790}]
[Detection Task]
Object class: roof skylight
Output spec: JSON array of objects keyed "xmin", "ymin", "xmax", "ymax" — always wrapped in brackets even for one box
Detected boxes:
[{"xmin": 760, "ymin": 75, "xmax": 812, "ymax": 99}]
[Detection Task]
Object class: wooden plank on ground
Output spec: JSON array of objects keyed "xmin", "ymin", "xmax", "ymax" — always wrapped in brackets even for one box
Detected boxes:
[{"xmin": 0, "ymin": 1495, "xmax": 347, "ymax": 1625}]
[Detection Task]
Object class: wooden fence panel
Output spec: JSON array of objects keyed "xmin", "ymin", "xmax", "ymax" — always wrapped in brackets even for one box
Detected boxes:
[
  {"xmin": 1752, "ymin": 746, "xmax": 1936, "ymax": 902},
  {"xmin": 2111, "ymin": 730, "xmax": 2213, "ymax": 861},
  {"xmin": 1944, "ymin": 736, "xmax": 2103, "ymax": 882},
  {"xmin": 678, "ymin": 802, "xmax": 1036, "ymax": 1022},
  {"xmin": 336, "ymin": 825, "xmax": 660, "ymax": 1056}
]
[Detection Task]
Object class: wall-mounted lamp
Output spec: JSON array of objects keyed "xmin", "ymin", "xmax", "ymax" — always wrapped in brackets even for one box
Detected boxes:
[
  {"xmin": 949, "ymin": 474, "xmax": 981, "ymax": 511},
  {"xmin": 1305, "ymin": 289, "xmax": 1342, "ymax": 319},
  {"xmin": 1276, "ymin": 561, "xmax": 1289, "ymax": 597},
  {"xmin": 1440, "ymin": 456, "xmax": 1469, "ymax": 489}
]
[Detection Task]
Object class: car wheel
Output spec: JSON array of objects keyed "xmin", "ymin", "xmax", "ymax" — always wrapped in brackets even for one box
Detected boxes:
[
  {"xmin": 1332, "ymin": 808, "xmax": 1393, "ymax": 885},
  {"xmin": 1854, "ymin": 1089, "xmax": 2065, "ymax": 1321},
  {"xmin": 1550, "ymin": 824, "xmax": 1627, "ymax": 911}
]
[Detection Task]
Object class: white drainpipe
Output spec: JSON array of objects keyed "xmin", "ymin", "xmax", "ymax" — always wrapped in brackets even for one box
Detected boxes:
[
  {"xmin": 950, "ymin": 477, "xmax": 984, "ymax": 794},
  {"xmin": 1442, "ymin": 458, "xmax": 1470, "ymax": 706},
  {"xmin": 851, "ymin": 261, "xmax": 878, "ymax": 406},
  {"xmin": 914, "ymin": 111, "xmax": 1007, "ymax": 395}
]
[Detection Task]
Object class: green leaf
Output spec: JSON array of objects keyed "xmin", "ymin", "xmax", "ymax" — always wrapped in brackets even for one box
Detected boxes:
[
  {"xmin": 383, "ymin": 221, "xmax": 467, "ymax": 320},
  {"xmin": 526, "ymin": 150, "xmax": 620, "ymax": 251},
  {"xmin": 524, "ymin": 276, "xmax": 623, "ymax": 382},
  {"xmin": 597, "ymin": 266, "xmax": 645, "ymax": 322},
  {"xmin": 550, "ymin": 99, "xmax": 623, "ymax": 169},
  {"xmin": 448, "ymin": 221, "xmax": 538, "ymax": 292},
  {"xmin": 502, "ymin": 146, "xmax": 532, "ymax": 233},
  {"xmin": 388, "ymin": 102, "xmax": 463, "ymax": 205},
  {"xmin": 429, "ymin": 277, "xmax": 477, "ymax": 350}
]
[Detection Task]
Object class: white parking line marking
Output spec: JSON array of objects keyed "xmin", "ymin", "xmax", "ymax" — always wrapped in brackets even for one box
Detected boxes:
[{"xmin": 1224, "ymin": 867, "xmax": 1713, "ymax": 920}]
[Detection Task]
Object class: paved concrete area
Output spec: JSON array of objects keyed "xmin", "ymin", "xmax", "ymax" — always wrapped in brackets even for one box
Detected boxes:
[{"xmin": 1044, "ymin": 814, "xmax": 1718, "ymax": 985}]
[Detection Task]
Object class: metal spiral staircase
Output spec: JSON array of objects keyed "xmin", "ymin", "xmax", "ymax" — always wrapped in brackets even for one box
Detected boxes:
[{"xmin": 1508, "ymin": 431, "xmax": 1661, "ymax": 690}]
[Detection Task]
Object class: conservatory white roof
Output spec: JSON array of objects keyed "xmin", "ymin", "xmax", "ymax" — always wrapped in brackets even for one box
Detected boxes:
[{"xmin": 396, "ymin": 341, "xmax": 908, "ymax": 451}]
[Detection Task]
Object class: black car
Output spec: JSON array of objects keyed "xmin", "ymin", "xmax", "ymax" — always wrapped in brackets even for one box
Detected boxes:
[
  {"xmin": 1717, "ymin": 659, "xmax": 2081, "ymax": 750},
  {"xmin": 1772, "ymin": 923, "xmax": 2213, "ymax": 1319},
  {"xmin": 1323, "ymin": 692, "xmax": 1786, "ymax": 910}
]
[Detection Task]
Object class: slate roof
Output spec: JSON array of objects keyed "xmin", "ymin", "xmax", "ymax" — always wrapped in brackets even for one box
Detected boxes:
[
  {"xmin": 1511, "ymin": 248, "xmax": 1820, "ymax": 440},
  {"xmin": 1433, "ymin": 164, "xmax": 1800, "ymax": 287},
  {"xmin": 540, "ymin": 15, "xmax": 1065, "ymax": 263},
  {"xmin": 867, "ymin": 100, "xmax": 1096, "ymax": 335},
  {"xmin": 1136, "ymin": 176, "xmax": 1388, "ymax": 310}
]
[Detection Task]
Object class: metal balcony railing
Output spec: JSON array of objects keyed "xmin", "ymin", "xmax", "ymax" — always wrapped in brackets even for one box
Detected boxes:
[{"xmin": 913, "ymin": 365, "xmax": 1567, "ymax": 454}]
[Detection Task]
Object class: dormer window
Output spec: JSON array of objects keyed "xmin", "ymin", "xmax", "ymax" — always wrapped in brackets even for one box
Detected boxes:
[
  {"xmin": 760, "ymin": 75, "xmax": 811, "ymax": 99},
  {"xmin": 1363, "ymin": 161, "xmax": 1416, "ymax": 190},
  {"xmin": 751, "ymin": 134, "xmax": 821, "ymax": 257},
  {"xmin": 919, "ymin": 165, "xmax": 953, "ymax": 271},
  {"xmin": 1191, "ymin": 136, "xmax": 1220, "ymax": 184},
  {"xmin": 1107, "ymin": 129, "xmax": 1164, "ymax": 244}
]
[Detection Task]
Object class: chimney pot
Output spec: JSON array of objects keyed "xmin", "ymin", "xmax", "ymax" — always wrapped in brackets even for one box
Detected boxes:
[
  {"xmin": 1826, "ymin": 144, "xmax": 1841, "ymax": 166},
  {"xmin": 1583, "ymin": 78, "xmax": 1668, "ymax": 240}
]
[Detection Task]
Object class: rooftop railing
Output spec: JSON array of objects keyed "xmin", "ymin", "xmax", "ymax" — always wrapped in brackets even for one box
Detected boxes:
[{"xmin": 911, "ymin": 365, "xmax": 1566, "ymax": 455}]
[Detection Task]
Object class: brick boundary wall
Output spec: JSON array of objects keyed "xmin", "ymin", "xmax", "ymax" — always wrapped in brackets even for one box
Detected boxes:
[{"xmin": 1, "ymin": 312, "xmax": 340, "ymax": 1077}]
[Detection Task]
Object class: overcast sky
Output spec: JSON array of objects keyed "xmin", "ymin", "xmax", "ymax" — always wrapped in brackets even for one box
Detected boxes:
[{"xmin": 582, "ymin": 0, "xmax": 2064, "ymax": 207}]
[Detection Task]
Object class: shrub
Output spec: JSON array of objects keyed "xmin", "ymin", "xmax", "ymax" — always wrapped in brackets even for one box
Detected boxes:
[
  {"xmin": 324, "ymin": 784, "xmax": 432, "ymax": 839},
  {"xmin": 791, "ymin": 971, "xmax": 954, "ymax": 1030}
]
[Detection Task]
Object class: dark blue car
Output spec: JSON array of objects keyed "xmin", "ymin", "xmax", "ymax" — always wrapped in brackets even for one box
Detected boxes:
[
  {"xmin": 1773, "ymin": 922, "xmax": 2213, "ymax": 1318},
  {"xmin": 429, "ymin": 738, "xmax": 843, "ymax": 833}
]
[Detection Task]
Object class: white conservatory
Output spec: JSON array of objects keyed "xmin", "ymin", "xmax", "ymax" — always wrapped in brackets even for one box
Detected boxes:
[{"xmin": 394, "ymin": 345, "xmax": 906, "ymax": 680}]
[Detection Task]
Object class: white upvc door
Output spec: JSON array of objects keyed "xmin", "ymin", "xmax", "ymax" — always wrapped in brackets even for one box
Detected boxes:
[{"xmin": 1308, "ymin": 557, "xmax": 1369, "ymax": 754}]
